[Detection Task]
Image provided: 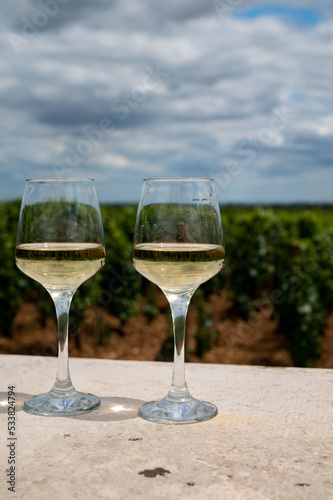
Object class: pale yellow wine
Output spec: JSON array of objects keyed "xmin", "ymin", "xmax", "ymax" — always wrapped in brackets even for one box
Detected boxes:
[
  {"xmin": 133, "ymin": 243, "xmax": 225, "ymax": 294},
  {"xmin": 15, "ymin": 242, "xmax": 105, "ymax": 291}
]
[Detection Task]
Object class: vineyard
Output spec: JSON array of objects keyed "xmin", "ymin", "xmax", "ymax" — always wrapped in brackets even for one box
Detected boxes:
[{"xmin": 0, "ymin": 201, "xmax": 333, "ymax": 368}]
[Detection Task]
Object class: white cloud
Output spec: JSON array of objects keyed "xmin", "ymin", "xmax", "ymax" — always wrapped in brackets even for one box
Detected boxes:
[{"xmin": 0, "ymin": 1, "xmax": 332, "ymax": 203}]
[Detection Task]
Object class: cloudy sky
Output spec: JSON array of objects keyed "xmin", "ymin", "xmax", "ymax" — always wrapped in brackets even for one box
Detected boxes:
[{"xmin": 1, "ymin": 1, "xmax": 333, "ymax": 204}]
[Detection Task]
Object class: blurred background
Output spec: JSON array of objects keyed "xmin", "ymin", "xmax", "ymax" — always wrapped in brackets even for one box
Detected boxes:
[{"xmin": 0, "ymin": 1, "xmax": 332, "ymax": 367}]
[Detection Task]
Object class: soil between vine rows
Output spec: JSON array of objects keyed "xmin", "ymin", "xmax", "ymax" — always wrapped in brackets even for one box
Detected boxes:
[{"xmin": 1, "ymin": 289, "xmax": 333, "ymax": 369}]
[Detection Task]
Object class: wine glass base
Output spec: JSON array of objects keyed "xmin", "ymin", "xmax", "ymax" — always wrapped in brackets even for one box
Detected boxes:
[
  {"xmin": 24, "ymin": 391, "xmax": 100, "ymax": 416},
  {"xmin": 139, "ymin": 395, "xmax": 218, "ymax": 424}
]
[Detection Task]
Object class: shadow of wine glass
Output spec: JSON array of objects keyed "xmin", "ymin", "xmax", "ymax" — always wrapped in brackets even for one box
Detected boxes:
[
  {"xmin": 0, "ymin": 392, "xmax": 33, "ymax": 413},
  {"xmin": 0, "ymin": 392, "xmax": 146, "ymax": 421},
  {"xmin": 68, "ymin": 396, "xmax": 147, "ymax": 422}
]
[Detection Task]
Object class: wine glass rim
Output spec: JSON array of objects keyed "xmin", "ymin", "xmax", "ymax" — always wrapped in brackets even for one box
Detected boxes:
[
  {"xmin": 26, "ymin": 177, "xmax": 94, "ymax": 182},
  {"xmin": 143, "ymin": 177, "xmax": 214, "ymax": 181}
]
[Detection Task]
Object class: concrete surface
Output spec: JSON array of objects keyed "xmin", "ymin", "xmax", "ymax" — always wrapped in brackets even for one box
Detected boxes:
[{"xmin": 0, "ymin": 355, "xmax": 332, "ymax": 499}]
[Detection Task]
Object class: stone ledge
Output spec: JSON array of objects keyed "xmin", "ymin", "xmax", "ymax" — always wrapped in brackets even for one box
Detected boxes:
[{"xmin": 0, "ymin": 355, "xmax": 332, "ymax": 499}]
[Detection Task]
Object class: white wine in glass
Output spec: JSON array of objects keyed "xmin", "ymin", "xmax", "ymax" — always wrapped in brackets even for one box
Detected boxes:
[
  {"xmin": 15, "ymin": 178, "xmax": 106, "ymax": 416},
  {"xmin": 133, "ymin": 178, "xmax": 225, "ymax": 424}
]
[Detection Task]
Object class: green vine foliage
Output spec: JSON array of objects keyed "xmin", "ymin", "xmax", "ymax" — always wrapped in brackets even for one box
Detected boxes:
[
  {"xmin": 1, "ymin": 201, "xmax": 333, "ymax": 367},
  {"xmin": 191, "ymin": 287, "xmax": 217, "ymax": 358},
  {"xmin": 99, "ymin": 205, "xmax": 142, "ymax": 320},
  {"xmin": 223, "ymin": 208, "xmax": 333, "ymax": 367},
  {"xmin": 224, "ymin": 208, "xmax": 280, "ymax": 318},
  {"xmin": 0, "ymin": 201, "xmax": 27, "ymax": 335}
]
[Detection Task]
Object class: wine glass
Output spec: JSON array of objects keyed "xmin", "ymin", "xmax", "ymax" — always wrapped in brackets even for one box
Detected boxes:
[
  {"xmin": 15, "ymin": 178, "xmax": 106, "ymax": 416},
  {"xmin": 133, "ymin": 178, "xmax": 225, "ymax": 424}
]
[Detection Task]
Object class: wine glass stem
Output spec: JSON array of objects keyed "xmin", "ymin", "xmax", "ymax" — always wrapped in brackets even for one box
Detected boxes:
[
  {"xmin": 165, "ymin": 291, "xmax": 194, "ymax": 400},
  {"xmin": 49, "ymin": 290, "xmax": 75, "ymax": 395}
]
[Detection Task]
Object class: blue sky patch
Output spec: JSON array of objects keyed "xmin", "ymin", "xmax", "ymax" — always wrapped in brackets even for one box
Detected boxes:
[{"xmin": 233, "ymin": 5, "xmax": 320, "ymax": 26}]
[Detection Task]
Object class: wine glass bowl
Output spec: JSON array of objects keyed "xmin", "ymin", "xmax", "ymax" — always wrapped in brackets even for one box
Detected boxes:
[
  {"xmin": 133, "ymin": 178, "xmax": 224, "ymax": 424},
  {"xmin": 15, "ymin": 178, "xmax": 105, "ymax": 416}
]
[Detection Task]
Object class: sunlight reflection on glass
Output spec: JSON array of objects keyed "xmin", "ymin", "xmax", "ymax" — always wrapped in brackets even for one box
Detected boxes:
[{"xmin": 110, "ymin": 404, "xmax": 130, "ymax": 413}]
